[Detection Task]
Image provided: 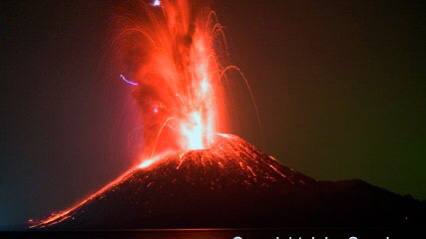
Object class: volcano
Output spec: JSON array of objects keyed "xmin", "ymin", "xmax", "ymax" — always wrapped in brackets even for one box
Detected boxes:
[{"xmin": 33, "ymin": 134, "xmax": 424, "ymax": 229}]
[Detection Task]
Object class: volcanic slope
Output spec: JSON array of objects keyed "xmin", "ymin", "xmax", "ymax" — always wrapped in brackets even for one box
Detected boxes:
[{"xmin": 33, "ymin": 134, "xmax": 425, "ymax": 229}]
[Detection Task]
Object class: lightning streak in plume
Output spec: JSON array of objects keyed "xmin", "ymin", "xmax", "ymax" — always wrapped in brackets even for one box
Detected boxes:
[{"xmin": 119, "ymin": 74, "xmax": 139, "ymax": 86}]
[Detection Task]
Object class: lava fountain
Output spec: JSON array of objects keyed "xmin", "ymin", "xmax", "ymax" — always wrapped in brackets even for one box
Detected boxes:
[
  {"xmin": 117, "ymin": 0, "xmax": 232, "ymax": 158},
  {"xmin": 30, "ymin": 0, "xmax": 259, "ymax": 228}
]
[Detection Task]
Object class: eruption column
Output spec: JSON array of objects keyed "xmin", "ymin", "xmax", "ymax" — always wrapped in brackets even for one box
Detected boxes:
[{"xmin": 118, "ymin": 0, "xmax": 227, "ymax": 155}]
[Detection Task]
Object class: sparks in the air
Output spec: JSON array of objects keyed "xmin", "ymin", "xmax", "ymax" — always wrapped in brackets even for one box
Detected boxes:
[{"xmin": 117, "ymin": 0, "xmax": 230, "ymax": 156}]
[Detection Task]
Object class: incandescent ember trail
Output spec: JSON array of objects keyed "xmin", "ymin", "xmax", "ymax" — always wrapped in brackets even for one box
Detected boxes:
[
  {"xmin": 31, "ymin": 0, "xmax": 259, "ymax": 228},
  {"xmin": 117, "ymin": 0, "xmax": 231, "ymax": 157}
]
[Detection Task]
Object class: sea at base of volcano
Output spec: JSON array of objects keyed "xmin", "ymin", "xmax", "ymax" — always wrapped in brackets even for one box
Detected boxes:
[{"xmin": 3, "ymin": 228, "xmax": 416, "ymax": 239}]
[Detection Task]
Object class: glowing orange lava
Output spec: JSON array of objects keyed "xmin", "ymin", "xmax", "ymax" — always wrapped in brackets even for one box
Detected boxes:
[
  {"xmin": 117, "ymin": 0, "xmax": 229, "ymax": 156},
  {"xmin": 31, "ymin": 0, "xmax": 261, "ymax": 228}
]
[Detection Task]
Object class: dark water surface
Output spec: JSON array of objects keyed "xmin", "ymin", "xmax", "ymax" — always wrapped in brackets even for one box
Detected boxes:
[{"xmin": 0, "ymin": 228, "xmax": 412, "ymax": 239}]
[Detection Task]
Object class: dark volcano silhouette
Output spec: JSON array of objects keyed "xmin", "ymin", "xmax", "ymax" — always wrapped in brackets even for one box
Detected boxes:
[{"xmin": 33, "ymin": 134, "xmax": 425, "ymax": 229}]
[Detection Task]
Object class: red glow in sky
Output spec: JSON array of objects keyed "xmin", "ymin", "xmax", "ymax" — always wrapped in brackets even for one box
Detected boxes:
[
  {"xmin": 31, "ymin": 0, "xmax": 250, "ymax": 227},
  {"xmin": 118, "ymin": 0, "xmax": 231, "ymax": 159}
]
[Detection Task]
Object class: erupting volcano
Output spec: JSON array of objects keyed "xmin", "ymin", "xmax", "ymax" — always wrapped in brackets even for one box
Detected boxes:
[
  {"xmin": 116, "ymin": 0, "xmax": 238, "ymax": 157},
  {"xmin": 32, "ymin": 134, "xmax": 424, "ymax": 229},
  {"xmin": 31, "ymin": 0, "xmax": 425, "ymax": 230}
]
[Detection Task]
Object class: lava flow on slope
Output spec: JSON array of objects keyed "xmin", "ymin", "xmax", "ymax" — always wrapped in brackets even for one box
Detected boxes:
[
  {"xmin": 32, "ymin": 134, "xmax": 316, "ymax": 229},
  {"xmin": 31, "ymin": 134, "xmax": 424, "ymax": 229}
]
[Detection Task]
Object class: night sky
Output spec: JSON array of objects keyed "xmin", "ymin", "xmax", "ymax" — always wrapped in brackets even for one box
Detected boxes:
[{"xmin": 1, "ymin": 0, "xmax": 425, "ymax": 228}]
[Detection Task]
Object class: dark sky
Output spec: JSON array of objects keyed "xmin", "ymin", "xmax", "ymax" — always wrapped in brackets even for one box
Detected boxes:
[{"xmin": 1, "ymin": 0, "xmax": 425, "ymax": 228}]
